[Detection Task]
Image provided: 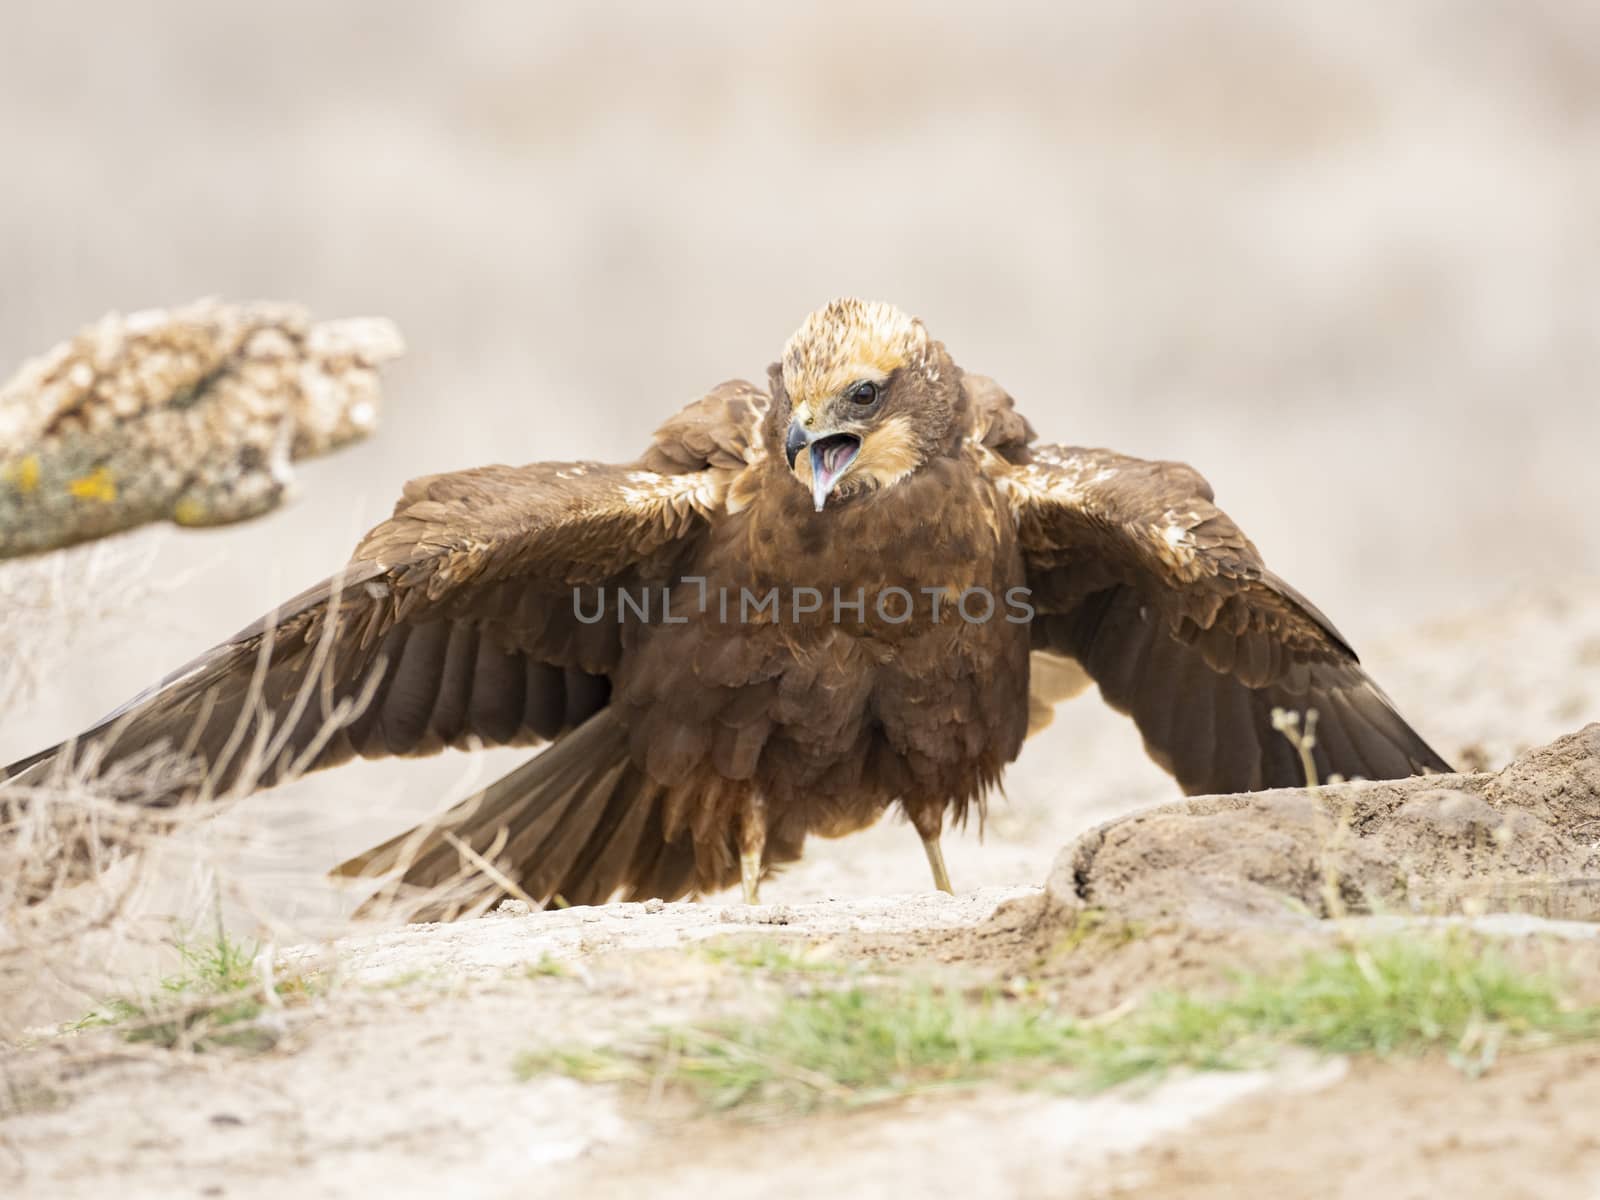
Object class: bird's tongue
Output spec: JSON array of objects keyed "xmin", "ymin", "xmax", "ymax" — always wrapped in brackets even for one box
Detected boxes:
[{"xmin": 809, "ymin": 435, "xmax": 860, "ymax": 511}]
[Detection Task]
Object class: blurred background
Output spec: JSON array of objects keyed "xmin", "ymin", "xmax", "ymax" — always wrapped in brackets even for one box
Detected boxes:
[{"xmin": 1, "ymin": 1, "xmax": 1596, "ymax": 925}]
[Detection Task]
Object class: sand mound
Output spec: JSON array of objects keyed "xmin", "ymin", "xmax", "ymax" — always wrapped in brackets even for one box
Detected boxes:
[{"xmin": 1046, "ymin": 724, "xmax": 1600, "ymax": 930}]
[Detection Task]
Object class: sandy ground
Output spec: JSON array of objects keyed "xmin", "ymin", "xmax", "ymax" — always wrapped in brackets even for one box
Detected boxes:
[
  {"xmin": 5, "ymin": 886, "xmax": 1597, "ymax": 1200},
  {"xmin": 0, "ymin": 887, "xmax": 1329, "ymax": 1200},
  {"xmin": 1096, "ymin": 1047, "xmax": 1600, "ymax": 1200},
  {"xmin": 5, "ymin": 876, "xmax": 1600, "ymax": 1200}
]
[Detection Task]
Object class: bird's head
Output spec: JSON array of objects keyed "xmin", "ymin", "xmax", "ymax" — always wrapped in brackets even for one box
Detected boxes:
[{"xmin": 772, "ymin": 299, "xmax": 961, "ymax": 512}]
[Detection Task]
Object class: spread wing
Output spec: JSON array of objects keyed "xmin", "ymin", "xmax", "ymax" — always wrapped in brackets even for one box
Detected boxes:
[
  {"xmin": 1000, "ymin": 441, "xmax": 1452, "ymax": 794},
  {"xmin": 5, "ymin": 381, "xmax": 769, "ymax": 799}
]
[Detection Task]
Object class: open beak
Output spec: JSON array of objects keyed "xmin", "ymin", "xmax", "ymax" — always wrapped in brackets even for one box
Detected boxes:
[{"xmin": 786, "ymin": 421, "xmax": 861, "ymax": 512}]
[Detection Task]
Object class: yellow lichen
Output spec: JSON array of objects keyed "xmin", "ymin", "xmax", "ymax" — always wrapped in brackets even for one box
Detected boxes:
[
  {"xmin": 3, "ymin": 454, "xmax": 41, "ymax": 494},
  {"xmin": 67, "ymin": 467, "xmax": 118, "ymax": 503},
  {"xmin": 172, "ymin": 496, "xmax": 208, "ymax": 525}
]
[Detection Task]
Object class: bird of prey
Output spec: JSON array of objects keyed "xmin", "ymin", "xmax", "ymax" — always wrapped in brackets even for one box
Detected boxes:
[{"xmin": 5, "ymin": 299, "xmax": 1451, "ymax": 916}]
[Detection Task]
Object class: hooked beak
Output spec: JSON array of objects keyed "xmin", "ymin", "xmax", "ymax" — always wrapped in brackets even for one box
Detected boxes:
[{"xmin": 785, "ymin": 420, "xmax": 861, "ymax": 512}]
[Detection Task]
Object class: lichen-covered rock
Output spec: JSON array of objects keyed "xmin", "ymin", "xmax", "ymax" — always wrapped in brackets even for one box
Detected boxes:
[{"xmin": 0, "ymin": 300, "xmax": 404, "ymax": 556}]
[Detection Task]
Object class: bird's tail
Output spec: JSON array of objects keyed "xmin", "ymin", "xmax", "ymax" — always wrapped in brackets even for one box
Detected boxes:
[{"xmin": 331, "ymin": 709, "xmax": 700, "ymax": 920}]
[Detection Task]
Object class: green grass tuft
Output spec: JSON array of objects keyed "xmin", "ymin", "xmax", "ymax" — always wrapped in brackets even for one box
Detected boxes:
[
  {"xmin": 517, "ymin": 984, "xmax": 1073, "ymax": 1114},
  {"xmin": 71, "ymin": 925, "xmax": 323, "ymax": 1051},
  {"xmin": 517, "ymin": 932, "xmax": 1600, "ymax": 1116},
  {"xmin": 699, "ymin": 937, "xmax": 847, "ymax": 974},
  {"xmin": 1076, "ymin": 930, "xmax": 1600, "ymax": 1087},
  {"xmin": 525, "ymin": 954, "xmax": 573, "ymax": 979}
]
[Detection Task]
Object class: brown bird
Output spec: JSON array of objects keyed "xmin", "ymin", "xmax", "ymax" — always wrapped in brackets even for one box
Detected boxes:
[{"xmin": 5, "ymin": 299, "xmax": 1451, "ymax": 916}]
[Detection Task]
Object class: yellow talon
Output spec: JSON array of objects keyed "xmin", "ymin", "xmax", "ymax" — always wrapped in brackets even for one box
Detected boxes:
[
  {"xmin": 922, "ymin": 833, "xmax": 954, "ymax": 895},
  {"xmin": 740, "ymin": 849, "xmax": 762, "ymax": 905}
]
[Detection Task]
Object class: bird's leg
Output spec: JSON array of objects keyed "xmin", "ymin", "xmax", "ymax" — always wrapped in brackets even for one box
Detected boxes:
[
  {"xmin": 738, "ymin": 793, "xmax": 767, "ymax": 905},
  {"xmin": 909, "ymin": 805, "xmax": 954, "ymax": 895}
]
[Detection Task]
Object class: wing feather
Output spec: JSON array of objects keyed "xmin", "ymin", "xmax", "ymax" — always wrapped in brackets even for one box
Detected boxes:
[{"xmin": 1003, "ymin": 443, "xmax": 1452, "ymax": 793}]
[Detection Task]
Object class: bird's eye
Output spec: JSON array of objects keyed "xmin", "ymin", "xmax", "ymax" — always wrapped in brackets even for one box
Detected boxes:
[{"xmin": 849, "ymin": 381, "xmax": 881, "ymax": 406}]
